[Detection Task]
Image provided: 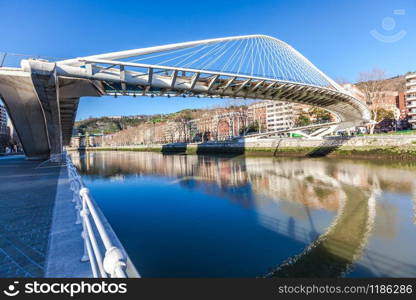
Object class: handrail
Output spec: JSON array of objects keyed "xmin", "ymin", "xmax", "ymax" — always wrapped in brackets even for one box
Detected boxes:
[
  {"xmin": 65, "ymin": 153, "xmax": 128, "ymax": 278},
  {"xmin": 0, "ymin": 52, "xmax": 67, "ymax": 68}
]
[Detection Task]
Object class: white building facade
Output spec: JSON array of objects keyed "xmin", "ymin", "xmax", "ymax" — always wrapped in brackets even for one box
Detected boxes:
[
  {"xmin": 0, "ymin": 104, "xmax": 8, "ymax": 136},
  {"xmin": 406, "ymin": 72, "xmax": 416, "ymax": 129},
  {"xmin": 247, "ymin": 100, "xmax": 298, "ymax": 133},
  {"xmin": 265, "ymin": 101, "xmax": 296, "ymax": 131}
]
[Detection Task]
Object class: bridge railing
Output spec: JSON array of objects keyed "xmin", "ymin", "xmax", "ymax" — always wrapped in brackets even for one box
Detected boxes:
[
  {"xmin": 0, "ymin": 52, "xmax": 66, "ymax": 68},
  {"xmin": 65, "ymin": 153, "xmax": 129, "ymax": 278}
]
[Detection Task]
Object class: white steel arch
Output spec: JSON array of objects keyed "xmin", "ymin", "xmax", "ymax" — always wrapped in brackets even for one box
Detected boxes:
[{"xmin": 18, "ymin": 34, "xmax": 371, "ymax": 149}]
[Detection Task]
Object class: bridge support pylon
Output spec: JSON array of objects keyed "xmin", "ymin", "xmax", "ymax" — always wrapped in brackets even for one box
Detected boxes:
[
  {"xmin": 0, "ymin": 60, "xmax": 99, "ymax": 161},
  {"xmin": 0, "ymin": 68, "xmax": 55, "ymax": 160},
  {"xmin": 30, "ymin": 62, "xmax": 64, "ymax": 161}
]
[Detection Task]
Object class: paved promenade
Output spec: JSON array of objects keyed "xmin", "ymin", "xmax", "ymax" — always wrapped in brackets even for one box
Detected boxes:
[{"xmin": 0, "ymin": 155, "xmax": 90, "ymax": 277}]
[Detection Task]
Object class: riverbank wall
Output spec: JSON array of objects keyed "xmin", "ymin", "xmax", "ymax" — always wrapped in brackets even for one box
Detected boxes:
[{"xmin": 67, "ymin": 135, "xmax": 416, "ymax": 160}]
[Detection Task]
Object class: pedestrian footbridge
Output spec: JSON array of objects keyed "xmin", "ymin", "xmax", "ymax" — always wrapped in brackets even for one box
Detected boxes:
[{"xmin": 0, "ymin": 35, "xmax": 370, "ymax": 160}]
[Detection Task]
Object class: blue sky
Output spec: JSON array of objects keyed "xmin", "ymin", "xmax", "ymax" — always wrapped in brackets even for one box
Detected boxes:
[{"xmin": 1, "ymin": 0, "xmax": 415, "ymax": 120}]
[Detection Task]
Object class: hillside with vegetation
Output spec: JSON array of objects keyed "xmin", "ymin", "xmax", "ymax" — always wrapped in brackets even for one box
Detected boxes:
[
  {"xmin": 355, "ymin": 74, "xmax": 406, "ymax": 92},
  {"xmin": 75, "ymin": 108, "xmax": 217, "ymax": 135},
  {"xmin": 75, "ymin": 116, "xmax": 149, "ymax": 135},
  {"xmin": 75, "ymin": 73, "xmax": 406, "ymax": 135}
]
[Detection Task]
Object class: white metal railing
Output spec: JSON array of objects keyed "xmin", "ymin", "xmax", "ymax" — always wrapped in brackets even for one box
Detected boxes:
[
  {"xmin": 65, "ymin": 153, "xmax": 128, "ymax": 278},
  {"xmin": 0, "ymin": 52, "xmax": 67, "ymax": 68}
]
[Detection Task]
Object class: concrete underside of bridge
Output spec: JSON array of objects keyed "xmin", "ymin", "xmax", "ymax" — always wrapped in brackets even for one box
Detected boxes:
[{"xmin": 0, "ymin": 68, "xmax": 102, "ymax": 160}]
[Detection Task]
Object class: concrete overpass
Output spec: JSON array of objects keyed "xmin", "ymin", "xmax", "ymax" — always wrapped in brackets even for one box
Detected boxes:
[{"xmin": 0, "ymin": 35, "xmax": 371, "ymax": 160}]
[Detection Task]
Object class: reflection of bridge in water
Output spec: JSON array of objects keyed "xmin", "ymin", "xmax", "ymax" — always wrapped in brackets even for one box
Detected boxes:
[
  {"xmin": 268, "ymin": 185, "xmax": 376, "ymax": 277},
  {"xmin": 72, "ymin": 151, "xmax": 416, "ymax": 277}
]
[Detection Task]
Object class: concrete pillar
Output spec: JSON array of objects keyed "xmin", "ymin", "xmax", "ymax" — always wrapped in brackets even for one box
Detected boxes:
[
  {"xmin": 31, "ymin": 70, "xmax": 64, "ymax": 161},
  {"xmin": 0, "ymin": 69, "xmax": 51, "ymax": 160},
  {"xmin": 0, "ymin": 65, "xmax": 64, "ymax": 160}
]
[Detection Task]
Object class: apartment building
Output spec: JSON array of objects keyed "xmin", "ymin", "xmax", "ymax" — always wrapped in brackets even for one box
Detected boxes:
[
  {"xmin": 215, "ymin": 111, "xmax": 247, "ymax": 140},
  {"xmin": 0, "ymin": 104, "xmax": 11, "ymax": 150},
  {"xmin": 396, "ymin": 92, "xmax": 409, "ymax": 129},
  {"xmin": 0, "ymin": 104, "xmax": 7, "ymax": 136},
  {"xmin": 265, "ymin": 101, "xmax": 296, "ymax": 131},
  {"xmin": 248, "ymin": 100, "xmax": 297, "ymax": 133},
  {"xmin": 247, "ymin": 102, "xmax": 267, "ymax": 133},
  {"xmin": 396, "ymin": 92, "xmax": 408, "ymax": 119},
  {"xmin": 0, "ymin": 104, "xmax": 10, "ymax": 144},
  {"xmin": 406, "ymin": 72, "xmax": 416, "ymax": 129}
]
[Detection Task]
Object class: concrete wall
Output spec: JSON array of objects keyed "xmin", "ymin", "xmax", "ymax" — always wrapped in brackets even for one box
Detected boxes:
[
  {"xmin": 243, "ymin": 135, "xmax": 416, "ymax": 148},
  {"xmin": 70, "ymin": 134, "xmax": 416, "ymax": 160}
]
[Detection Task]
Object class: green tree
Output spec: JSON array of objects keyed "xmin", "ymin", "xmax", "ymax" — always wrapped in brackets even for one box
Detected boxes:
[
  {"xmin": 375, "ymin": 108, "xmax": 394, "ymax": 122},
  {"xmin": 240, "ymin": 121, "xmax": 259, "ymax": 135},
  {"xmin": 310, "ymin": 107, "xmax": 332, "ymax": 122},
  {"xmin": 295, "ymin": 113, "xmax": 311, "ymax": 127}
]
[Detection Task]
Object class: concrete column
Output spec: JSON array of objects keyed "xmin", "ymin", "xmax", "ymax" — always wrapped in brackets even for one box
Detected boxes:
[
  {"xmin": 31, "ymin": 70, "xmax": 64, "ymax": 161},
  {"xmin": 1, "ymin": 65, "xmax": 65, "ymax": 161},
  {"xmin": 0, "ymin": 69, "xmax": 51, "ymax": 160}
]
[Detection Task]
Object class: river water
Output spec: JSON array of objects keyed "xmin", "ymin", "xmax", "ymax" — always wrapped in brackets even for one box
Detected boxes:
[{"xmin": 70, "ymin": 151, "xmax": 416, "ymax": 278}]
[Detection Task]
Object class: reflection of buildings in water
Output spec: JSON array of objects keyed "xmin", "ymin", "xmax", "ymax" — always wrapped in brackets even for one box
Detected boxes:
[
  {"xmin": 372, "ymin": 203, "xmax": 398, "ymax": 240},
  {"xmin": 80, "ymin": 152, "xmax": 249, "ymax": 187},
  {"xmin": 176, "ymin": 178, "xmax": 255, "ymax": 208},
  {"xmin": 109, "ymin": 174, "xmax": 126, "ymax": 182},
  {"xmin": 71, "ymin": 151, "xmax": 416, "ymax": 277},
  {"xmin": 412, "ymin": 181, "xmax": 416, "ymax": 225},
  {"xmin": 72, "ymin": 152, "xmax": 347, "ymax": 214},
  {"xmin": 243, "ymin": 158, "xmax": 350, "ymax": 236},
  {"xmin": 71, "ymin": 152, "xmax": 416, "ymax": 220},
  {"xmin": 412, "ymin": 183, "xmax": 416, "ymax": 225},
  {"xmin": 247, "ymin": 165, "xmax": 343, "ymax": 212},
  {"xmin": 255, "ymin": 202, "xmax": 331, "ymax": 247}
]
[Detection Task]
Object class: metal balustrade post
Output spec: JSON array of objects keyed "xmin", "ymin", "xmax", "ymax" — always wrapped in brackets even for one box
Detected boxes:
[
  {"xmin": 81, "ymin": 230, "xmax": 90, "ymax": 262},
  {"xmin": 0, "ymin": 53, "xmax": 6, "ymax": 67},
  {"xmin": 104, "ymin": 247, "xmax": 127, "ymax": 278},
  {"xmin": 75, "ymin": 198, "xmax": 82, "ymax": 225},
  {"xmin": 80, "ymin": 188, "xmax": 92, "ymax": 266}
]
